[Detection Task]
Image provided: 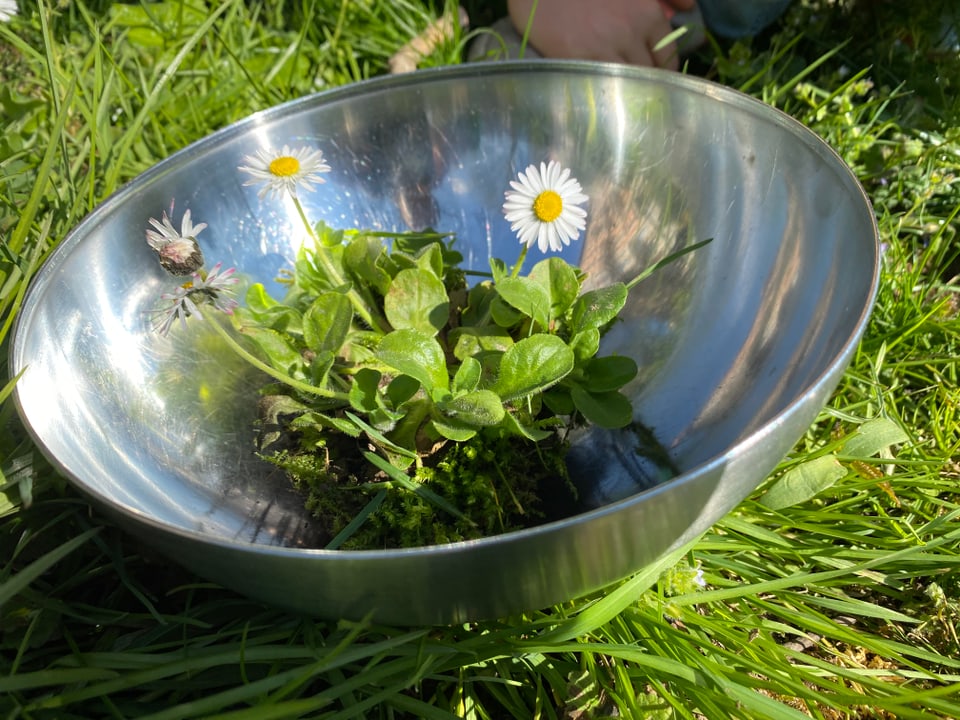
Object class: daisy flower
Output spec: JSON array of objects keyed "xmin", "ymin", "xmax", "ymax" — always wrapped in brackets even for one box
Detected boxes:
[
  {"xmin": 238, "ymin": 144, "xmax": 331, "ymax": 200},
  {"xmin": 0, "ymin": 0, "xmax": 16, "ymax": 22},
  {"xmin": 502, "ymin": 161, "xmax": 588, "ymax": 253},
  {"xmin": 153, "ymin": 263, "xmax": 239, "ymax": 336},
  {"xmin": 146, "ymin": 209, "xmax": 206, "ymax": 276}
]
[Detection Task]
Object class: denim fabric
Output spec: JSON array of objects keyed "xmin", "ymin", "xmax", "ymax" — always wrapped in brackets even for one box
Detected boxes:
[{"xmin": 698, "ymin": 0, "xmax": 793, "ymax": 38}]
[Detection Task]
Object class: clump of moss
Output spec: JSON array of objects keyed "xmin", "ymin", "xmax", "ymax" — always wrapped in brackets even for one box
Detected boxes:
[{"xmin": 263, "ymin": 429, "xmax": 576, "ymax": 549}]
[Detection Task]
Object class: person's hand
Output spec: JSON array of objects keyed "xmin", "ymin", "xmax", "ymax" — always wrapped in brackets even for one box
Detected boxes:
[{"xmin": 507, "ymin": 0, "xmax": 696, "ymax": 69}]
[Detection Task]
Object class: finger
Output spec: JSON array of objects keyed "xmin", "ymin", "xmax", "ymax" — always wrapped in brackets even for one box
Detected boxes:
[
  {"xmin": 650, "ymin": 35, "xmax": 680, "ymax": 69},
  {"xmin": 621, "ymin": 15, "xmax": 679, "ymax": 69},
  {"xmin": 619, "ymin": 45, "xmax": 655, "ymax": 67}
]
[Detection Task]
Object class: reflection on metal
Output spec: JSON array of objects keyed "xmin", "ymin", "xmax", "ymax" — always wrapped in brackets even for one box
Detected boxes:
[{"xmin": 11, "ymin": 62, "xmax": 879, "ymax": 625}]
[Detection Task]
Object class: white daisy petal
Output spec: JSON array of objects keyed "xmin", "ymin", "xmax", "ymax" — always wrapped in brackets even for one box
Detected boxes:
[
  {"xmin": 545, "ymin": 162, "xmax": 563, "ymax": 187},
  {"xmin": 554, "ymin": 215, "xmax": 576, "ymax": 242},
  {"xmin": 145, "ymin": 209, "xmax": 206, "ymax": 276},
  {"xmin": 551, "ymin": 229, "xmax": 563, "ymax": 252},
  {"xmin": 151, "ymin": 262, "xmax": 240, "ymax": 336},
  {"xmin": 533, "ymin": 224, "xmax": 545, "ymax": 253},
  {"xmin": 0, "ymin": 0, "xmax": 17, "ymax": 22},
  {"xmin": 502, "ymin": 161, "xmax": 589, "ymax": 254},
  {"xmin": 238, "ymin": 144, "xmax": 332, "ymax": 200},
  {"xmin": 516, "ymin": 223, "xmax": 539, "ymax": 251},
  {"xmin": 527, "ymin": 165, "xmax": 545, "ymax": 193},
  {"xmin": 537, "ymin": 162, "xmax": 549, "ymax": 183}
]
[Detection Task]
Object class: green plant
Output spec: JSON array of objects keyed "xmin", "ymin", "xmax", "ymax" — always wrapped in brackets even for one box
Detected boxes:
[{"xmin": 146, "ymin": 149, "xmax": 704, "ymax": 547}]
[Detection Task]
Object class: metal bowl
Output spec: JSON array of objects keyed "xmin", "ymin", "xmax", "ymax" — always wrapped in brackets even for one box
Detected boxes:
[{"xmin": 11, "ymin": 62, "xmax": 879, "ymax": 625}]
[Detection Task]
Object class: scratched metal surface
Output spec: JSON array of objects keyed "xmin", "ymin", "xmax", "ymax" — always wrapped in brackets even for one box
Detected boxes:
[{"xmin": 11, "ymin": 62, "xmax": 878, "ymax": 624}]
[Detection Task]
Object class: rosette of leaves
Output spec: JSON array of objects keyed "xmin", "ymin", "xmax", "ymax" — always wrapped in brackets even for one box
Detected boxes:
[{"xmin": 233, "ymin": 223, "xmax": 637, "ymax": 549}]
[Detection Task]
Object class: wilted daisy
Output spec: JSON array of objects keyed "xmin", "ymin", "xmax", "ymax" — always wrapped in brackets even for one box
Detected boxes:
[
  {"xmin": 146, "ymin": 209, "xmax": 206, "ymax": 276},
  {"xmin": 153, "ymin": 263, "xmax": 239, "ymax": 336},
  {"xmin": 503, "ymin": 161, "xmax": 588, "ymax": 253},
  {"xmin": 238, "ymin": 144, "xmax": 331, "ymax": 200}
]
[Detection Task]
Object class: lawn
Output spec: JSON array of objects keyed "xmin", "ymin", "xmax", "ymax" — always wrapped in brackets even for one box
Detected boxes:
[{"xmin": 2, "ymin": 0, "xmax": 960, "ymax": 717}]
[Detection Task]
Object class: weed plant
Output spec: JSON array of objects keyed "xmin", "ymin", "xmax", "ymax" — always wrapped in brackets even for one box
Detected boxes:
[{"xmin": 2, "ymin": 0, "xmax": 960, "ymax": 717}]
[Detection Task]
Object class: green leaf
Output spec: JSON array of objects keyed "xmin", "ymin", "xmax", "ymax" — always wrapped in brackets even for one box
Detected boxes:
[
  {"xmin": 346, "ymin": 412, "xmax": 417, "ymax": 460},
  {"xmin": 450, "ymin": 326, "xmax": 514, "ymax": 361},
  {"xmin": 384, "ymin": 268, "xmax": 450, "ymax": 335},
  {"xmin": 245, "ymin": 282, "xmax": 279, "ymax": 314},
  {"xmin": 0, "ymin": 85, "xmax": 44, "ymax": 122},
  {"xmin": 543, "ymin": 387, "xmax": 575, "ymax": 415},
  {"xmin": 490, "ymin": 295, "xmax": 525, "ymax": 328},
  {"xmin": 377, "ymin": 329, "xmax": 449, "ymax": 394},
  {"xmin": 315, "ymin": 220, "xmax": 346, "ymax": 248},
  {"xmin": 452, "ymin": 356, "xmax": 482, "ymax": 394},
  {"xmin": 108, "ymin": 2, "xmax": 205, "ymax": 46},
  {"xmin": 496, "ymin": 276, "xmax": 551, "ymax": 330},
  {"xmin": 493, "ymin": 334, "xmax": 575, "ymax": 402},
  {"xmin": 489, "ymin": 257, "xmax": 509, "ymax": 284},
  {"xmin": 758, "ymin": 455, "xmax": 848, "ymax": 510},
  {"xmin": 570, "ymin": 385, "xmax": 634, "ymax": 428},
  {"xmin": 369, "ymin": 406, "xmax": 404, "ymax": 432},
  {"xmin": 414, "ymin": 241, "xmax": 444, "ymax": 280},
  {"xmin": 500, "ymin": 410, "xmax": 553, "ymax": 441},
  {"xmin": 308, "ymin": 350, "xmax": 335, "ymax": 387},
  {"xmin": 569, "ymin": 328, "xmax": 601, "ymax": 364},
  {"xmin": 841, "ymin": 417, "xmax": 909, "ymax": 458},
  {"xmin": 240, "ymin": 326, "xmax": 304, "ymax": 375},
  {"xmin": 303, "ymin": 292, "xmax": 352, "ymax": 354},
  {"xmin": 349, "ymin": 367, "xmax": 382, "ymax": 414},
  {"xmin": 344, "ymin": 234, "xmax": 392, "ymax": 294},
  {"xmin": 388, "ymin": 399, "xmax": 432, "ymax": 453},
  {"xmin": 529, "ymin": 257, "xmax": 581, "ymax": 321},
  {"xmin": 459, "ymin": 283, "xmax": 496, "ymax": 326},
  {"xmin": 585, "ymin": 355, "xmax": 639, "ymax": 392},
  {"xmin": 570, "ymin": 283, "xmax": 628, "ymax": 334},
  {"xmin": 292, "ymin": 412, "xmax": 361, "ymax": 437},
  {"xmin": 244, "ymin": 283, "xmax": 301, "ymax": 332},
  {"xmin": 438, "ymin": 389, "xmax": 505, "ymax": 427},
  {"xmin": 430, "ymin": 417, "xmax": 478, "ymax": 442},
  {"xmin": 388, "ymin": 251, "xmax": 417, "ymax": 273},
  {"xmin": 390, "ymin": 229, "xmax": 452, "ymax": 255},
  {"xmin": 387, "ymin": 375, "xmax": 420, "ymax": 407}
]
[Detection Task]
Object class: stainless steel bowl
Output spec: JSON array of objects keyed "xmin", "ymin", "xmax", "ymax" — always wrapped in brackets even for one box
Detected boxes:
[{"xmin": 11, "ymin": 62, "xmax": 879, "ymax": 624}]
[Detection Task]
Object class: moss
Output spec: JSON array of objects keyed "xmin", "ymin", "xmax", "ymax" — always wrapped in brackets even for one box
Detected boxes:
[{"xmin": 265, "ymin": 428, "xmax": 576, "ymax": 549}]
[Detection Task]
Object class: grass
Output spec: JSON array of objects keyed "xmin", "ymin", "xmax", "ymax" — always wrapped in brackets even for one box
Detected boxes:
[{"xmin": 2, "ymin": 0, "xmax": 960, "ymax": 717}]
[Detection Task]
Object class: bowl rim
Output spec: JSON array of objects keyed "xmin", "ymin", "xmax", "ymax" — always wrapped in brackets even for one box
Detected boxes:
[{"xmin": 10, "ymin": 59, "xmax": 881, "ymax": 560}]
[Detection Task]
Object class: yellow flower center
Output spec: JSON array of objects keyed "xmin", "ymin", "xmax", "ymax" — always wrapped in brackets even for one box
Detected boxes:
[
  {"xmin": 269, "ymin": 156, "xmax": 301, "ymax": 177},
  {"xmin": 181, "ymin": 281, "xmax": 194, "ymax": 290},
  {"xmin": 533, "ymin": 190, "xmax": 563, "ymax": 222}
]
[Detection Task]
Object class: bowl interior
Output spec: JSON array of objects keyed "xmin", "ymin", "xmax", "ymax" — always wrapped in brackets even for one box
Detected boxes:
[{"xmin": 11, "ymin": 62, "xmax": 878, "ymax": 617}]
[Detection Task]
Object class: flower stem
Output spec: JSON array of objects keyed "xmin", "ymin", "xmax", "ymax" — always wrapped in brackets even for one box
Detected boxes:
[
  {"xmin": 202, "ymin": 310, "xmax": 350, "ymax": 402},
  {"xmin": 292, "ymin": 195, "xmax": 389, "ymax": 333},
  {"xmin": 510, "ymin": 246, "xmax": 529, "ymax": 278}
]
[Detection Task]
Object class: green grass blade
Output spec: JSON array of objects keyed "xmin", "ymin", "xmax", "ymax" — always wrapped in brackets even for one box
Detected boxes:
[{"xmin": 0, "ymin": 527, "xmax": 100, "ymax": 607}]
